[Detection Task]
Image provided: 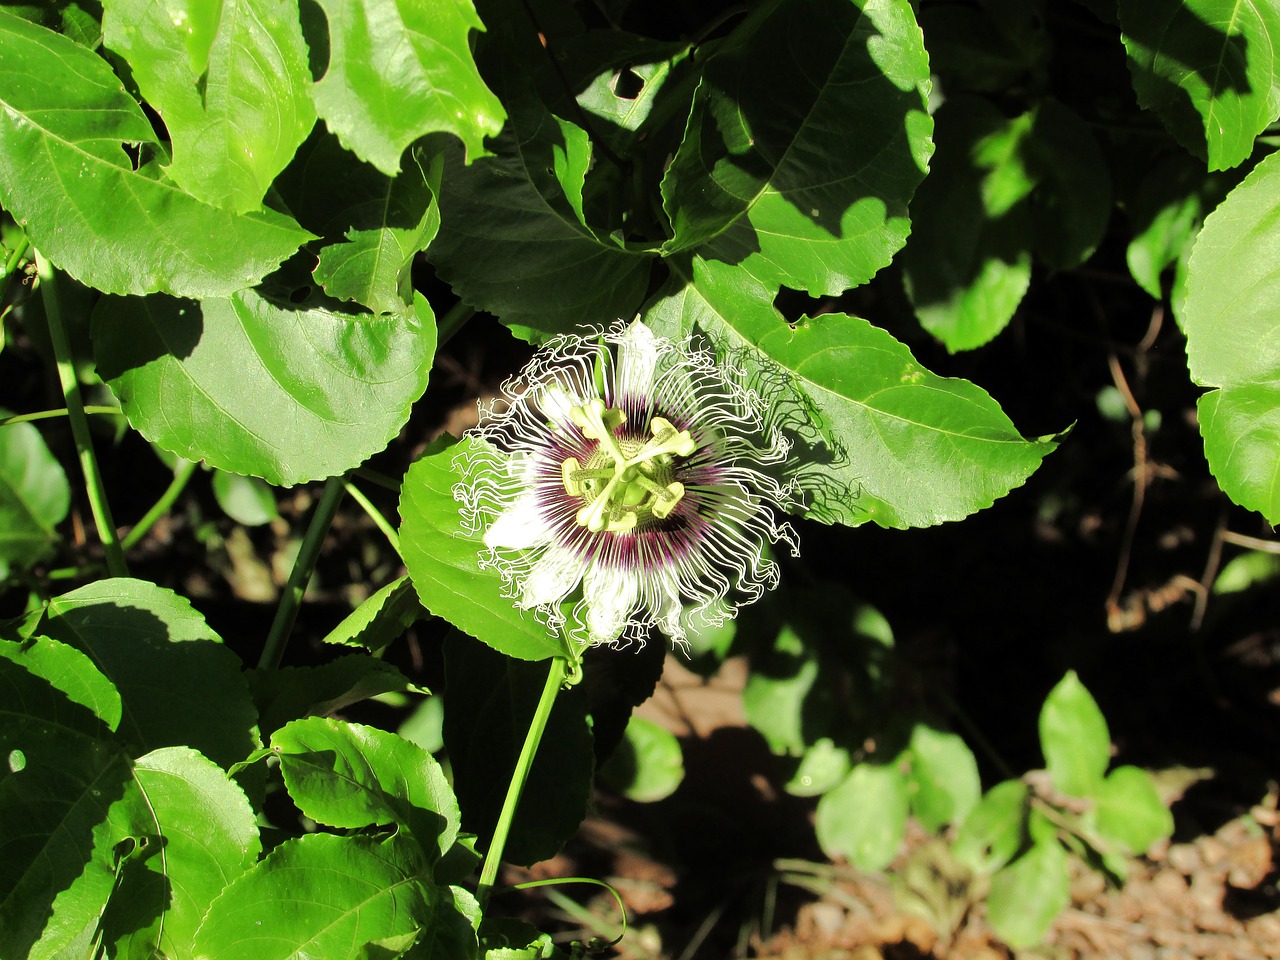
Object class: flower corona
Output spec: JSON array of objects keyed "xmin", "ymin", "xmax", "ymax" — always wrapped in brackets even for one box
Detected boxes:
[{"xmin": 454, "ymin": 320, "xmax": 799, "ymax": 647}]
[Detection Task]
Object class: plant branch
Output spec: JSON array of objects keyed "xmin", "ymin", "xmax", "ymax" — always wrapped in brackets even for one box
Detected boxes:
[
  {"xmin": 476, "ymin": 655, "xmax": 568, "ymax": 908},
  {"xmin": 121, "ymin": 459, "xmax": 199, "ymax": 551},
  {"xmin": 36, "ymin": 251, "xmax": 128, "ymax": 578},
  {"xmin": 343, "ymin": 479, "xmax": 400, "ymax": 555},
  {"xmin": 258, "ymin": 475, "xmax": 346, "ymax": 670}
]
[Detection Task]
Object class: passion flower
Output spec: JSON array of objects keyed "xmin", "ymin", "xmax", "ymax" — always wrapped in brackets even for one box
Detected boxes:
[{"xmin": 454, "ymin": 320, "xmax": 799, "ymax": 647}]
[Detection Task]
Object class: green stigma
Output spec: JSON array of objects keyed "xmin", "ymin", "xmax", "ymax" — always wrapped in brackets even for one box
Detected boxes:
[{"xmin": 561, "ymin": 398, "xmax": 696, "ymax": 533}]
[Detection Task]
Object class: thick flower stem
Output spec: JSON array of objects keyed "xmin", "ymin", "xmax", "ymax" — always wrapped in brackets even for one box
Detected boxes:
[
  {"xmin": 476, "ymin": 655, "xmax": 568, "ymax": 910},
  {"xmin": 36, "ymin": 252, "xmax": 128, "ymax": 578},
  {"xmin": 258, "ymin": 475, "xmax": 346, "ymax": 670}
]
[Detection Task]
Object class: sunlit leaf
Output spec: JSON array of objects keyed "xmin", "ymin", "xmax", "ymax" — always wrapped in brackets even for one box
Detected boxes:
[
  {"xmin": 661, "ymin": 0, "xmax": 932, "ymax": 295},
  {"xmin": 0, "ymin": 11, "xmax": 313, "ymax": 297},
  {"xmin": 400, "ymin": 437, "xmax": 569, "ymax": 661},
  {"xmin": 271, "ymin": 717, "xmax": 460, "ymax": 861},
  {"xmin": 646, "ymin": 259, "xmax": 1058, "ymax": 529},
  {"xmin": 310, "ymin": 0, "xmax": 504, "ymax": 175},
  {"xmin": 1092, "ymin": 765, "xmax": 1174, "ymax": 855},
  {"xmin": 600, "ymin": 716, "xmax": 684, "ymax": 803},
  {"xmin": 953, "ymin": 779, "xmax": 1029, "ymax": 875},
  {"xmin": 94, "ymin": 290, "xmax": 436, "ymax": 486},
  {"xmin": 1121, "ymin": 0, "xmax": 1280, "ymax": 170},
  {"xmin": 815, "ymin": 761, "xmax": 909, "ymax": 870},
  {"xmin": 101, "ymin": 0, "xmax": 315, "ymax": 213},
  {"xmin": 986, "ymin": 836, "xmax": 1069, "ymax": 947},
  {"xmin": 1039, "ymin": 670, "xmax": 1110, "ymax": 799},
  {"xmin": 1182, "ymin": 150, "xmax": 1280, "ymax": 523},
  {"xmin": 907, "ymin": 723, "xmax": 981, "ymax": 832}
]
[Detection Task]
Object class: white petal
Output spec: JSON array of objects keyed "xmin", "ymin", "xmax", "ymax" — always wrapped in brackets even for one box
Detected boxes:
[
  {"xmin": 584, "ymin": 565, "xmax": 639, "ymax": 644},
  {"xmin": 648, "ymin": 569, "xmax": 684, "ymax": 640},
  {"xmin": 537, "ymin": 381, "xmax": 580, "ymax": 431},
  {"xmin": 521, "ymin": 545, "xmax": 583, "ymax": 608},
  {"xmin": 483, "ymin": 496, "xmax": 551, "ymax": 551},
  {"xmin": 617, "ymin": 320, "xmax": 659, "ymax": 399}
]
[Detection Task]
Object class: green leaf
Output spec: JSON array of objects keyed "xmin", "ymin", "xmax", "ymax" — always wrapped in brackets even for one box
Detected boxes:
[
  {"xmin": 1183, "ymin": 150, "xmax": 1280, "ymax": 523},
  {"xmin": 1121, "ymin": 0, "xmax": 1280, "ymax": 170},
  {"xmin": 211, "ymin": 470, "xmax": 279, "ymax": 527},
  {"xmin": 249, "ymin": 654, "xmax": 424, "ymax": 738},
  {"xmin": 0, "ymin": 655, "xmax": 132, "ymax": 960},
  {"xmin": 94, "ymin": 289, "xmax": 436, "ymax": 487},
  {"xmin": 443, "ymin": 634, "xmax": 593, "ymax": 866},
  {"xmin": 400, "ymin": 437, "xmax": 569, "ymax": 661},
  {"xmin": 310, "ymin": 0, "xmax": 505, "ymax": 175},
  {"xmin": 986, "ymin": 837, "xmax": 1069, "ymax": 947},
  {"xmin": 271, "ymin": 717, "xmax": 460, "ymax": 861},
  {"xmin": 101, "ymin": 0, "xmax": 315, "ymax": 214},
  {"xmin": 815, "ymin": 761, "xmax": 909, "ymax": 871},
  {"xmin": 900, "ymin": 96, "xmax": 1034, "ymax": 352},
  {"xmin": 646, "ymin": 259, "xmax": 1058, "ymax": 528},
  {"xmin": 429, "ymin": 114, "xmax": 652, "ymax": 339},
  {"xmin": 293, "ymin": 142, "xmax": 442, "ymax": 315},
  {"xmin": 599, "ymin": 716, "xmax": 685, "ymax": 803},
  {"xmin": 31, "ymin": 578, "xmax": 258, "ymax": 768},
  {"xmin": 1039, "ymin": 670, "xmax": 1110, "ymax": 799},
  {"xmin": 952, "ymin": 779, "xmax": 1029, "ymax": 875},
  {"xmin": 0, "ymin": 11, "xmax": 314, "ymax": 297},
  {"xmin": 784, "ymin": 738, "xmax": 852, "ymax": 797},
  {"xmin": 906, "ymin": 723, "xmax": 981, "ymax": 832},
  {"xmin": 1028, "ymin": 99, "xmax": 1112, "ymax": 270},
  {"xmin": 743, "ymin": 624, "xmax": 827, "ymax": 757},
  {"xmin": 1092, "ymin": 765, "xmax": 1174, "ymax": 855},
  {"xmin": 0, "ymin": 635, "xmax": 121, "ymax": 731},
  {"xmin": 191, "ymin": 833, "xmax": 435, "ymax": 959},
  {"xmin": 0, "ymin": 417, "xmax": 68, "ymax": 575},
  {"xmin": 99, "ymin": 746, "xmax": 261, "ymax": 960},
  {"xmin": 661, "ymin": 0, "xmax": 932, "ymax": 295},
  {"xmin": 324, "ymin": 576, "xmax": 425, "ymax": 653}
]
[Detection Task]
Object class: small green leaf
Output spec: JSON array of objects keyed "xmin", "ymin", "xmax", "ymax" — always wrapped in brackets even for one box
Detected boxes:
[
  {"xmin": 815, "ymin": 762, "xmax": 909, "ymax": 871},
  {"xmin": 249, "ymin": 654, "xmax": 423, "ymax": 738},
  {"xmin": 0, "ymin": 417, "xmax": 69, "ymax": 575},
  {"xmin": 1183, "ymin": 150, "xmax": 1280, "ymax": 523},
  {"xmin": 646, "ymin": 259, "xmax": 1058, "ymax": 529},
  {"xmin": 900, "ymin": 96, "xmax": 1034, "ymax": 352},
  {"xmin": 310, "ymin": 0, "xmax": 504, "ymax": 175},
  {"xmin": 660, "ymin": 0, "xmax": 933, "ymax": 295},
  {"xmin": 323, "ymin": 576, "xmax": 424, "ymax": 653},
  {"xmin": 211, "ymin": 471, "xmax": 279, "ymax": 527},
  {"xmin": 1121, "ymin": 0, "xmax": 1280, "ymax": 170},
  {"xmin": 0, "ymin": 11, "xmax": 314, "ymax": 297},
  {"xmin": 191, "ymin": 833, "xmax": 434, "ymax": 960},
  {"xmin": 986, "ymin": 837, "xmax": 1069, "ymax": 947},
  {"xmin": 399, "ymin": 437, "xmax": 569, "ymax": 661},
  {"xmin": 1039, "ymin": 670, "xmax": 1110, "ymax": 799},
  {"xmin": 32, "ymin": 578, "xmax": 258, "ymax": 768},
  {"xmin": 784, "ymin": 738, "xmax": 852, "ymax": 797},
  {"xmin": 600, "ymin": 716, "xmax": 684, "ymax": 803},
  {"xmin": 0, "ymin": 635, "xmax": 121, "ymax": 732},
  {"xmin": 271, "ymin": 717, "xmax": 460, "ymax": 861},
  {"xmin": 94, "ymin": 289, "xmax": 436, "ymax": 487},
  {"xmin": 100, "ymin": 746, "xmax": 261, "ymax": 959},
  {"xmin": 952, "ymin": 779, "xmax": 1029, "ymax": 875},
  {"xmin": 907, "ymin": 724, "xmax": 981, "ymax": 832},
  {"xmin": 1093, "ymin": 765, "xmax": 1174, "ymax": 855},
  {"xmin": 101, "ymin": 0, "xmax": 315, "ymax": 213}
]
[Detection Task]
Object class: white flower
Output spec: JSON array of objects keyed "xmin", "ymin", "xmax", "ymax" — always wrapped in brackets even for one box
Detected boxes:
[{"xmin": 454, "ymin": 320, "xmax": 800, "ymax": 648}]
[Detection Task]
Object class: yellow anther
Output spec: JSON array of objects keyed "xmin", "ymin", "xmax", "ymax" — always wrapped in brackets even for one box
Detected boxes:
[
  {"xmin": 649, "ymin": 417, "xmax": 696, "ymax": 457},
  {"xmin": 650, "ymin": 482, "xmax": 685, "ymax": 519}
]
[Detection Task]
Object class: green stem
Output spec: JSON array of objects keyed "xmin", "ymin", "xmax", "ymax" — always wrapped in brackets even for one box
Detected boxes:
[
  {"xmin": 258, "ymin": 475, "xmax": 346, "ymax": 670},
  {"xmin": 121, "ymin": 459, "xmax": 198, "ymax": 551},
  {"xmin": 343, "ymin": 480, "xmax": 400, "ymax": 555},
  {"xmin": 0, "ymin": 406, "xmax": 125, "ymax": 427},
  {"xmin": 436, "ymin": 301, "xmax": 475, "ymax": 347},
  {"xmin": 476, "ymin": 656, "xmax": 568, "ymax": 908},
  {"xmin": 37, "ymin": 252, "xmax": 128, "ymax": 578},
  {"xmin": 0, "ymin": 234, "xmax": 30, "ymax": 306}
]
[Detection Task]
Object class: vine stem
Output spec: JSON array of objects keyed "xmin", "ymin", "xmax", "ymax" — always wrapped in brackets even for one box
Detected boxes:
[
  {"xmin": 257, "ymin": 475, "xmax": 346, "ymax": 670},
  {"xmin": 0, "ymin": 406, "xmax": 123, "ymax": 427},
  {"xmin": 476, "ymin": 655, "xmax": 568, "ymax": 909},
  {"xmin": 36, "ymin": 251, "xmax": 128, "ymax": 578},
  {"xmin": 121, "ymin": 458, "xmax": 198, "ymax": 551}
]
